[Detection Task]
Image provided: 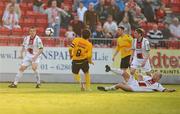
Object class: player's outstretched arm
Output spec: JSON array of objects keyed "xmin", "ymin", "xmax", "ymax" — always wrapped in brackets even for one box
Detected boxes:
[{"xmin": 163, "ymin": 88, "xmax": 176, "ymax": 92}]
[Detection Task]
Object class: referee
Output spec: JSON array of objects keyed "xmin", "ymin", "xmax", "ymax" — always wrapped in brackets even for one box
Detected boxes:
[{"xmin": 112, "ymin": 25, "xmax": 133, "ymax": 72}]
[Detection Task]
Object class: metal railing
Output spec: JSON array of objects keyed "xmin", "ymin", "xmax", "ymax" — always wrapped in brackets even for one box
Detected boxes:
[{"xmin": 0, "ymin": 36, "xmax": 180, "ymax": 49}]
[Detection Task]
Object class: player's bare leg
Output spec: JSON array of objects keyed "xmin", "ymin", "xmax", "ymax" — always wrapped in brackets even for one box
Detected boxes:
[
  {"xmin": 115, "ymin": 82, "xmax": 133, "ymax": 91},
  {"xmin": 8, "ymin": 65, "xmax": 27, "ymax": 88},
  {"xmin": 85, "ymin": 72, "xmax": 91, "ymax": 91},
  {"xmin": 98, "ymin": 65, "xmax": 132, "ymax": 91},
  {"xmin": 98, "ymin": 82, "xmax": 133, "ymax": 92},
  {"xmin": 32, "ymin": 63, "xmax": 41, "ymax": 88},
  {"xmin": 105, "ymin": 65, "xmax": 129, "ymax": 82},
  {"xmin": 73, "ymin": 73, "xmax": 85, "ymax": 91}
]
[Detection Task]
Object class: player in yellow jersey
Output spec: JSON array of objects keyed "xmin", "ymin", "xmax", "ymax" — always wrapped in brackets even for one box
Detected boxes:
[
  {"xmin": 69, "ymin": 29, "xmax": 93, "ymax": 91},
  {"xmin": 112, "ymin": 25, "xmax": 133, "ymax": 75}
]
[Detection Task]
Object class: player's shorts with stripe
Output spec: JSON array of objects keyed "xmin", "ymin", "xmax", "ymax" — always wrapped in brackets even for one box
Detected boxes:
[
  {"xmin": 127, "ymin": 76, "xmax": 153, "ymax": 92},
  {"xmin": 120, "ymin": 55, "xmax": 131, "ymax": 69},
  {"xmin": 21, "ymin": 53, "xmax": 40, "ymax": 66},
  {"xmin": 131, "ymin": 58, "xmax": 152, "ymax": 72},
  {"xmin": 72, "ymin": 59, "xmax": 89, "ymax": 74}
]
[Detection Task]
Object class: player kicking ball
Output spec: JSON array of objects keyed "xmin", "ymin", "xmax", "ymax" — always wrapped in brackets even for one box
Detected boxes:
[
  {"xmin": 97, "ymin": 65, "xmax": 176, "ymax": 92},
  {"xmin": 8, "ymin": 27, "xmax": 44, "ymax": 88},
  {"xmin": 69, "ymin": 29, "xmax": 93, "ymax": 91}
]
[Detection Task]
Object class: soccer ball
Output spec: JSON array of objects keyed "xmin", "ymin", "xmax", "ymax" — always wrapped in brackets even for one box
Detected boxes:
[{"xmin": 45, "ymin": 28, "xmax": 54, "ymax": 36}]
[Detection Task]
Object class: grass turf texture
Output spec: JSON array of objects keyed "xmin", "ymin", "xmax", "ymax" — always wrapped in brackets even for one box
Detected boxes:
[{"xmin": 0, "ymin": 83, "xmax": 179, "ymax": 114}]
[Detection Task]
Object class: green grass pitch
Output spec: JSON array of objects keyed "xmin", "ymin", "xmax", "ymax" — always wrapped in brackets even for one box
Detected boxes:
[{"xmin": 0, "ymin": 83, "xmax": 179, "ymax": 114}]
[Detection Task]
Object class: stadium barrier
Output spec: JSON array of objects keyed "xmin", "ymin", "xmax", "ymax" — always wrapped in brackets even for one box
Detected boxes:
[
  {"xmin": 0, "ymin": 46, "xmax": 179, "ymax": 84},
  {"xmin": 0, "ymin": 36, "xmax": 180, "ymax": 49}
]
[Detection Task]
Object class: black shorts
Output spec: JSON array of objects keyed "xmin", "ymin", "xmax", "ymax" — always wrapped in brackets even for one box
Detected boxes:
[
  {"xmin": 72, "ymin": 59, "xmax": 89, "ymax": 74},
  {"xmin": 120, "ymin": 55, "xmax": 131, "ymax": 69}
]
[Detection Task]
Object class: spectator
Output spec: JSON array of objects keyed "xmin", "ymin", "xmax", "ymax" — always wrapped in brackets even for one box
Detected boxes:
[
  {"xmin": 5, "ymin": 0, "xmax": 21, "ymax": 19},
  {"xmin": 95, "ymin": 0, "xmax": 108, "ymax": 24},
  {"xmin": 70, "ymin": 15, "xmax": 85, "ymax": 37},
  {"xmin": 103, "ymin": 15, "xmax": 118, "ymax": 38},
  {"xmin": 16, "ymin": 0, "xmax": 21, "ymax": 3},
  {"xmin": 147, "ymin": 24, "xmax": 163, "ymax": 48},
  {"xmin": 2, "ymin": 4, "xmax": 20, "ymax": 30},
  {"xmin": 61, "ymin": 5, "xmax": 73, "ymax": 28},
  {"xmin": 169, "ymin": 17, "xmax": 180, "ymax": 40},
  {"xmin": 33, "ymin": 0, "xmax": 44, "ymax": 13},
  {"xmin": 123, "ymin": 0, "xmax": 129, "ymax": 5},
  {"xmin": 81, "ymin": 0, "xmax": 97, "ymax": 8},
  {"xmin": 125, "ymin": 0, "xmax": 138, "ymax": 11},
  {"xmin": 84, "ymin": 3, "xmax": 98, "ymax": 32},
  {"xmin": 131, "ymin": 6, "xmax": 147, "ymax": 24},
  {"xmin": 92, "ymin": 25, "xmax": 105, "ymax": 38},
  {"xmin": 119, "ymin": 16, "xmax": 131, "ymax": 34},
  {"xmin": 161, "ymin": 22, "xmax": 171, "ymax": 39},
  {"xmin": 105, "ymin": 0, "xmax": 111, "ymax": 6},
  {"xmin": 77, "ymin": 2, "xmax": 87, "ymax": 22},
  {"xmin": 73, "ymin": 0, "xmax": 81, "ymax": 11},
  {"xmin": 65, "ymin": 25, "xmax": 76, "ymax": 39},
  {"xmin": 142, "ymin": 0, "xmax": 155, "ymax": 22},
  {"xmin": 119, "ymin": 6, "xmax": 137, "ymax": 29},
  {"xmin": 155, "ymin": 4, "xmax": 166, "ymax": 22},
  {"xmin": 107, "ymin": 0, "xmax": 120, "ymax": 23},
  {"xmin": 92, "ymin": 25, "xmax": 106, "ymax": 47},
  {"xmin": 151, "ymin": 0, "xmax": 162, "ymax": 11},
  {"xmin": 116, "ymin": 0, "xmax": 125, "ymax": 11},
  {"xmin": 43, "ymin": 0, "xmax": 69, "ymax": 37},
  {"xmin": 57, "ymin": 0, "xmax": 64, "ymax": 7},
  {"xmin": 47, "ymin": 0, "xmax": 64, "ymax": 7},
  {"xmin": 135, "ymin": 0, "xmax": 143, "ymax": 8}
]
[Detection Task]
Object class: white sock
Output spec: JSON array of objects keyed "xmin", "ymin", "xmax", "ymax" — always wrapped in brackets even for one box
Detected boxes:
[
  {"xmin": 34, "ymin": 70, "xmax": 40, "ymax": 84},
  {"xmin": 14, "ymin": 71, "xmax": 23, "ymax": 85},
  {"xmin": 111, "ymin": 68, "xmax": 124, "ymax": 76},
  {"xmin": 105, "ymin": 85, "xmax": 116, "ymax": 91}
]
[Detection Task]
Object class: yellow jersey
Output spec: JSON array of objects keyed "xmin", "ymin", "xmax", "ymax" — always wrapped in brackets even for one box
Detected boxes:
[
  {"xmin": 69, "ymin": 37, "xmax": 93, "ymax": 61},
  {"xmin": 116, "ymin": 34, "xmax": 133, "ymax": 58}
]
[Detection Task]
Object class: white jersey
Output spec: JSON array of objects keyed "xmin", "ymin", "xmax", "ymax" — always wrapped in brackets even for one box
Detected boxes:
[
  {"xmin": 132, "ymin": 38, "xmax": 150, "ymax": 59},
  {"xmin": 23, "ymin": 35, "xmax": 43, "ymax": 55},
  {"xmin": 77, "ymin": 7, "xmax": 87, "ymax": 22},
  {"xmin": 128, "ymin": 75, "xmax": 165, "ymax": 92},
  {"xmin": 138, "ymin": 76, "xmax": 165, "ymax": 92},
  {"xmin": 131, "ymin": 38, "xmax": 151, "ymax": 72},
  {"xmin": 21, "ymin": 35, "xmax": 43, "ymax": 66}
]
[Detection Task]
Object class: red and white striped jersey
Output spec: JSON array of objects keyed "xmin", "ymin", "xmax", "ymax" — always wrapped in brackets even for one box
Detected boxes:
[
  {"xmin": 138, "ymin": 76, "xmax": 165, "ymax": 92},
  {"xmin": 132, "ymin": 38, "xmax": 150, "ymax": 59},
  {"xmin": 23, "ymin": 35, "xmax": 43, "ymax": 55}
]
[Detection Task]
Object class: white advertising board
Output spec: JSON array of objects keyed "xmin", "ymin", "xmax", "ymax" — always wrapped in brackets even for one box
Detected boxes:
[{"xmin": 0, "ymin": 47, "xmax": 113, "ymax": 74}]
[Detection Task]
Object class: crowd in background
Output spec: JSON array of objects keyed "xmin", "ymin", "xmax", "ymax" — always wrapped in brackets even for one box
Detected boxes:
[{"xmin": 0, "ymin": 0, "xmax": 180, "ymax": 47}]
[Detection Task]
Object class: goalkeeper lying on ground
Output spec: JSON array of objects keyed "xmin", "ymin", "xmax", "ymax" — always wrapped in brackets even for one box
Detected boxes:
[{"xmin": 97, "ymin": 65, "xmax": 176, "ymax": 92}]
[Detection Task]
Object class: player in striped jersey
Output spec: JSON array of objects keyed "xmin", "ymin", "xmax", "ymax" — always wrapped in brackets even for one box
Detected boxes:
[
  {"xmin": 130, "ymin": 28, "xmax": 152, "ymax": 77},
  {"xmin": 97, "ymin": 65, "xmax": 175, "ymax": 92},
  {"xmin": 8, "ymin": 27, "xmax": 43, "ymax": 88}
]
